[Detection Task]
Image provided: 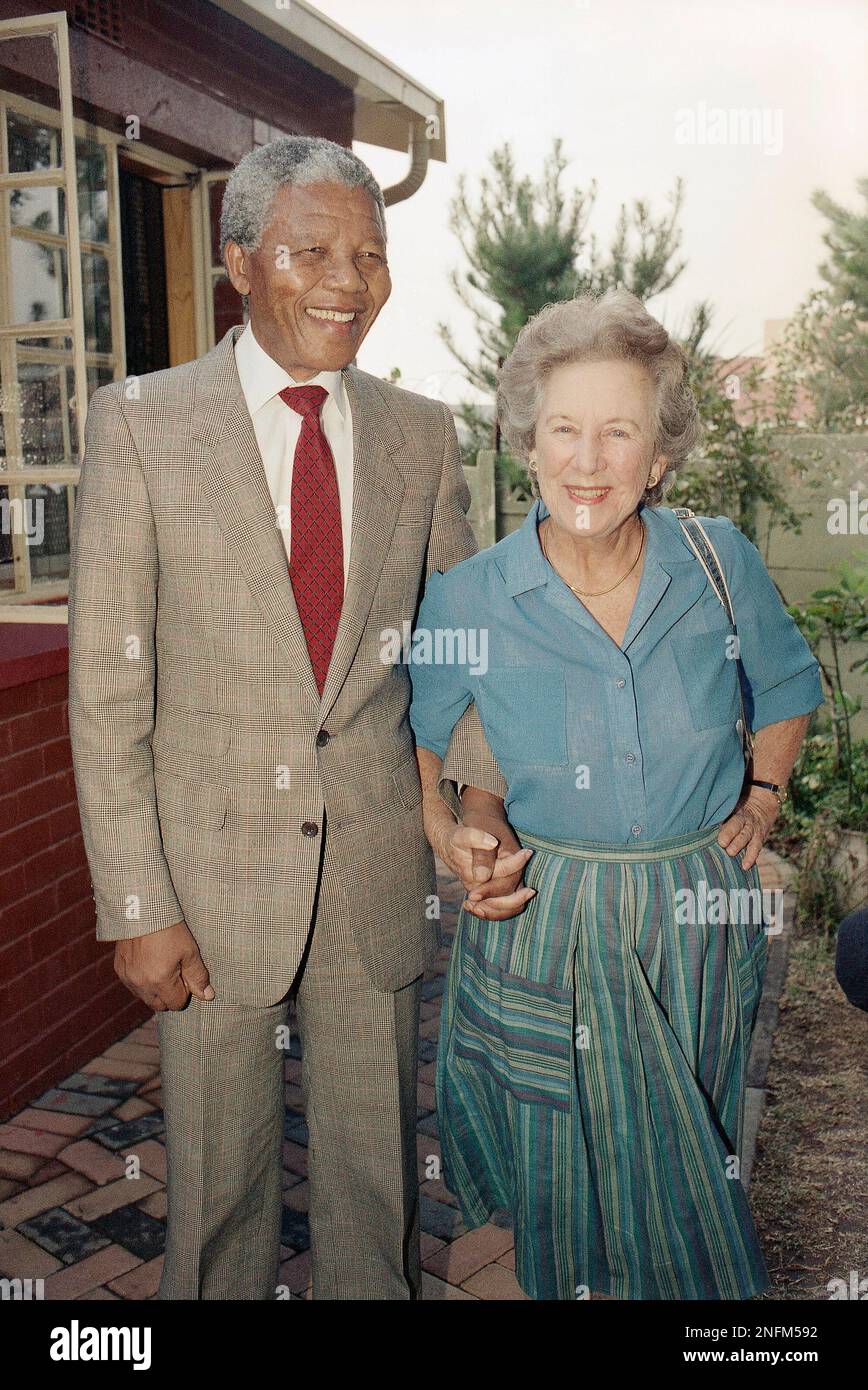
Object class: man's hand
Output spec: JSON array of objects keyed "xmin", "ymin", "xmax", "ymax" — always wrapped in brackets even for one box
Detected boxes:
[
  {"xmin": 114, "ymin": 920, "xmax": 215, "ymax": 1012},
  {"xmin": 717, "ymin": 787, "xmax": 780, "ymax": 870},
  {"xmin": 463, "ymin": 837, "xmax": 535, "ymax": 920},
  {"xmin": 430, "ymin": 817, "xmax": 535, "ymax": 920},
  {"xmin": 425, "ymin": 781, "xmax": 535, "ymax": 921},
  {"xmin": 415, "ymin": 749, "xmax": 535, "ymax": 921}
]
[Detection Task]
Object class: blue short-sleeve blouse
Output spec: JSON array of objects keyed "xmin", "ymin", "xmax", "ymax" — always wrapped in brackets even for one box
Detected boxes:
[{"xmin": 408, "ymin": 499, "xmax": 823, "ymax": 843}]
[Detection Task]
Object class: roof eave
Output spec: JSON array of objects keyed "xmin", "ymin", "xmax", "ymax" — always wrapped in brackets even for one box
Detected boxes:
[{"xmin": 208, "ymin": 0, "xmax": 447, "ymax": 160}]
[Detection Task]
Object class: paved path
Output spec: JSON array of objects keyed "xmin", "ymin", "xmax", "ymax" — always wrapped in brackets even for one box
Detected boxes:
[{"xmin": 0, "ymin": 850, "xmax": 790, "ymax": 1301}]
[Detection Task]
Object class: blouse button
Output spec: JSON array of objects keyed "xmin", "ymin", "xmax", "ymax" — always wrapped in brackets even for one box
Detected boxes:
[
  {"xmin": 631, "ymin": 824, "xmax": 643, "ymax": 836},
  {"xmin": 625, "ymin": 752, "xmax": 636, "ymax": 764},
  {"xmin": 616, "ymin": 678, "xmax": 626, "ymax": 689}
]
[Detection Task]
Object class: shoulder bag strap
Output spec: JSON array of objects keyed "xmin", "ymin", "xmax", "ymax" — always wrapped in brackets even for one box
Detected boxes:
[{"xmin": 672, "ymin": 509, "xmax": 754, "ymax": 766}]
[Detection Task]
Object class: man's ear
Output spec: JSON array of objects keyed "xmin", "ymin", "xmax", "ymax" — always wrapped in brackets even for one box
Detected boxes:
[{"xmin": 224, "ymin": 241, "xmax": 251, "ymax": 297}]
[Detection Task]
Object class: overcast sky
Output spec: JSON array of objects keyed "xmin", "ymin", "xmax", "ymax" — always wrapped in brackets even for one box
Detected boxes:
[{"xmin": 312, "ymin": 0, "xmax": 867, "ymax": 401}]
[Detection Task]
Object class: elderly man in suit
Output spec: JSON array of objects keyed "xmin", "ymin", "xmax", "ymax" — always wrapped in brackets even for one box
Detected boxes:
[{"xmin": 67, "ymin": 136, "xmax": 526, "ymax": 1300}]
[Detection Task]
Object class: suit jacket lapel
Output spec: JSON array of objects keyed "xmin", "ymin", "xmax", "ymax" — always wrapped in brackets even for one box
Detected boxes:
[
  {"xmin": 193, "ymin": 331, "xmax": 407, "ymax": 719},
  {"xmin": 193, "ymin": 326, "xmax": 321, "ymax": 708},
  {"xmin": 318, "ymin": 364, "xmax": 406, "ymax": 724}
]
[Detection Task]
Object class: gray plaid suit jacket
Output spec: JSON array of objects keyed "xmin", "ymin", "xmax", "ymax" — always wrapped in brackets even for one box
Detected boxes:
[{"xmin": 68, "ymin": 325, "xmax": 506, "ymax": 1005}]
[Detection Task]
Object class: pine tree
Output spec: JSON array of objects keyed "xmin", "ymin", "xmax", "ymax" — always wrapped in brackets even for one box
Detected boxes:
[
  {"xmin": 439, "ymin": 140, "xmax": 691, "ymax": 453},
  {"xmin": 813, "ymin": 177, "xmax": 868, "ymax": 311},
  {"xmin": 771, "ymin": 179, "xmax": 868, "ymax": 429}
]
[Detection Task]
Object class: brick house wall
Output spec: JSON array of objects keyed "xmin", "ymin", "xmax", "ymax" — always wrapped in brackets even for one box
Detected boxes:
[
  {"xmin": 0, "ymin": 633, "xmax": 149, "ymax": 1121},
  {"xmin": 0, "ymin": 0, "xmax": 355, "ymax": 166}
]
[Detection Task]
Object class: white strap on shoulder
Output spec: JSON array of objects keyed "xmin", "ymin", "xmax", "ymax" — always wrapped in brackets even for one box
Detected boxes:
[
  {"xmin": 690, "ymin": 518, "xmax": 737, "ymax": 627},
  {"xmin": 675, "ymin": 519, "xmax": 734, "ymax": 625}
]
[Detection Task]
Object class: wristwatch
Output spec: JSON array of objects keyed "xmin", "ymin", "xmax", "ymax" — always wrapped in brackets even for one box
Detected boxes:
[{"xmin": 749, "ymin": 779, "xmax": 788, "ymax": 806}]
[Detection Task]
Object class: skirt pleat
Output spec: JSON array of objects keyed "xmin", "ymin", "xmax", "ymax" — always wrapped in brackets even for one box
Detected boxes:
[{"xmin": 435, "ymin": 825, "xmax": 771, "ymax": 1300}]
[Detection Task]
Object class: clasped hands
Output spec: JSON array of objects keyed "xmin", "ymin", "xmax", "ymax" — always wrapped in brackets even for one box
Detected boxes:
[
  {"xmin": 429, "ymin": 781, "xmax": 781, "ymax": 920},
  {"xmin": 426, "ymin": 787, "xmax": 537, "ymax": 921}
]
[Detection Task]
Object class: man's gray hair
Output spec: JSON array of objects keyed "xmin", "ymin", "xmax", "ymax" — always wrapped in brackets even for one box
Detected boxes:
[
  {"xmin": 497, "ymin": 287, "xmax": 703, "ymax": 506},
  {"xmin": 219, "ymin": 135, "xmax": 386, "ymax": 258}
]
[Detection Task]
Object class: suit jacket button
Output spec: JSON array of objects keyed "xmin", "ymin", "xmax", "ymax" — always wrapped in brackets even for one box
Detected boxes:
[
  {"xmin": 301, "ymin": 821, "xmax": 319, "ymax": 837},
  {"xmin": 316, "ymin": 730, "xmax": 330, "ymax": 747}
]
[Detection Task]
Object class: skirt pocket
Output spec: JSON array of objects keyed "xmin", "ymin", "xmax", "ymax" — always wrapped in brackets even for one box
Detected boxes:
[
  {"xmin": 452, "ymin": 936, "xmax": 575, "ymax": 1111},
  {"xmin": 737, "ymin": 927, "xmax": 769, "ymax": 1038}
]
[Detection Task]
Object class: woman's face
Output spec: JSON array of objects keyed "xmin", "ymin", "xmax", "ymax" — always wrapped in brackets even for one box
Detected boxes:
[{"xmin": 531, "ymin": 358, "xmax": 666, "ymax": 540}]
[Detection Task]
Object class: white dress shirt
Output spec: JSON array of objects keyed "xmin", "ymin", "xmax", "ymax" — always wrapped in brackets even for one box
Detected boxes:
[{"xmin": 234, "ymin": 322, "xmax": 354, "ymax": 585}]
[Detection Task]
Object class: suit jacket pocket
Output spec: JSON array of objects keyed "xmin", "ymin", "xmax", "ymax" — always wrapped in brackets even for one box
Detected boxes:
[{"xmin": 154, "ymin": 766, "xmax": 228, "ymax": 831}]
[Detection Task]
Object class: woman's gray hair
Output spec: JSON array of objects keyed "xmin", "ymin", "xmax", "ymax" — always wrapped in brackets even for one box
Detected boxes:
[
  {"xmin": 219, "ymin": 136, "xmax": 386, "ymax": 258},
  {"xmin": 497, "ymin": 287, "xmax": 702, "ymax": 506}
]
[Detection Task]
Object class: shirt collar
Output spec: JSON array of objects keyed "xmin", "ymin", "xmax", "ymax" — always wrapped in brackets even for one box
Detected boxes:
[
  {"xmin": 495, "ymin": 496, "xmax": 694, "ymax": 598},
  {"xmin": 495, "ymin": 498, "xmax": 552, "ymax": 597},
  {"xmin": 234, "ymin": 321, "xmax": 347, "ymax": 419}
]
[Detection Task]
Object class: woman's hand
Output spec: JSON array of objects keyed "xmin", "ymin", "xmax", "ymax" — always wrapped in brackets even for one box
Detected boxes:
[
  {"xmin": 429, "ymin": 813, "xmax": 536, "ymax": 920},
  {"xmin": 717, "ymin": 787, "xmax": 780, "ymax": 870},
  {"xmin": 415, "ymin": 750, "xmax": 535, "ymax": 920}
]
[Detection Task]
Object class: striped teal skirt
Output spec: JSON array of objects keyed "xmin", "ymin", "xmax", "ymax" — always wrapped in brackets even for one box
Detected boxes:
[{"xmin": 436, "ymin": 825, "xmax": 771, "ymax": 1300}]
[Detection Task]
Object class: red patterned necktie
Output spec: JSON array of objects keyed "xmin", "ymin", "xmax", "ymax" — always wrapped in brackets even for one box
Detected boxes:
[{"xmin": 279, "ymin": 384, "xmax": 344, "ymax": 696}]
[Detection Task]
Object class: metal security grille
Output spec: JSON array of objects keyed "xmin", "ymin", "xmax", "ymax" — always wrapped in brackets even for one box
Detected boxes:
[
  {"xmin": 118, "ymin": 167, "xmax": 169, "ymax": 377},
  {"xmin": 70, "ymin": 2, "xmax": 123, "ymax": 48}
]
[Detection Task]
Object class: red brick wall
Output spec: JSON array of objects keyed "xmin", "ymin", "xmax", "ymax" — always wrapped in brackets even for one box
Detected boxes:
[{"xmin": 0, "ymin": 636, "xmax": 149, "ymax": 1122}]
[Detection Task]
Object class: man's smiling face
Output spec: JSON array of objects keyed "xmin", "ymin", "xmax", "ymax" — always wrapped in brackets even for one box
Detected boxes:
[{"xmin": 224, "ymin": 180, "xmax": 391, "ymax": 381}]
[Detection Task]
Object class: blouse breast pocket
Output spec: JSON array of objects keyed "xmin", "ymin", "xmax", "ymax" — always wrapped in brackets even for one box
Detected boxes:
[
  {"xmin": 672, "ymin": 628, "xmax": 741, "ymax": 732},
  {"xmin": 474, "ymin": 666, "xmax": 569, "ymax": 766}
]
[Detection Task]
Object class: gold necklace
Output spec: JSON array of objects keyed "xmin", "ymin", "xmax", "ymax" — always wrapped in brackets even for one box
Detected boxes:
[{"xmin": 540, "ymin": 518, "xmax": 646, "ymax": 598}]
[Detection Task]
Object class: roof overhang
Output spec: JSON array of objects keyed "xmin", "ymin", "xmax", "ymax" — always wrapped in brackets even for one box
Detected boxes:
[{"xmin": 208, "ymin": 0, "xmax": 446, "ymax": 162}]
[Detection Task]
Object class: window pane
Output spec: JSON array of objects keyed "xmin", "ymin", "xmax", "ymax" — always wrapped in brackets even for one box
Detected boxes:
[
  {"xmin": 1, "ymin": 339, "xmax": 79, "ymax": 469},
  {"xmin": 0, "ymin": 486, "xmax": 15, "ymax": 589},
  {"xmin": 10, "ymin": 235, "xmax": 69, "ymax": 325},
  {"xmin": 20, "ymin": 362, "xmax": 72, "ymax": 466},
  {"xmin": 82, "ymin": 251, "xmax": 111, "ymax": 353},
  {"xmin": 9, "ymin": 182, "xmax": 65, "ymax": 234},
  {"xmin": 6, "ymin": 106, "xmax": 62, "ymax": 173},
  {"xmin": 26, "ymin": 482, "xmax": 70, "ymax": 581},
  {"xmin": 76, "ymin": 139, "xmax": 109, "ymax": 243},
  {"xmin": 86, "ymin": 363, "xmax": 115, "ymax": 395}
]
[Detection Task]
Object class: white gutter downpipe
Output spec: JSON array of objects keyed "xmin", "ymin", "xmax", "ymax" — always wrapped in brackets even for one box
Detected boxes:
[{"xmin": 382, "ymin": 122, "xmax": 431, "ymax": 206}]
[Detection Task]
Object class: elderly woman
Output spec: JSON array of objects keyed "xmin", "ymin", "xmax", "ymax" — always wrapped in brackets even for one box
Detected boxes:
[{"xmin": 409, "ymin": 288, "xmax": 822, "ymax": 1301}]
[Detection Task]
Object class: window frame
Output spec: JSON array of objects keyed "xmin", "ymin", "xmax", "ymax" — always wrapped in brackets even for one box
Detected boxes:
[{"xmin": 0, "ymin": 19, "xmax": 219, "ymax": 616}]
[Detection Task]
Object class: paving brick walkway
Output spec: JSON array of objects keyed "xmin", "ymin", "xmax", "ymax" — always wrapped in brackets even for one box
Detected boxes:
[{"xmin": 0, "ymin": 851, "xmax": 785, "ymax": 1301}]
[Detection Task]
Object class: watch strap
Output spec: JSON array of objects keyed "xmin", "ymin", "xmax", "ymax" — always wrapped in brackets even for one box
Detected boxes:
[{"xmin": 749, "ymin": 778, "xmax": 787, "ymax": 803}]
